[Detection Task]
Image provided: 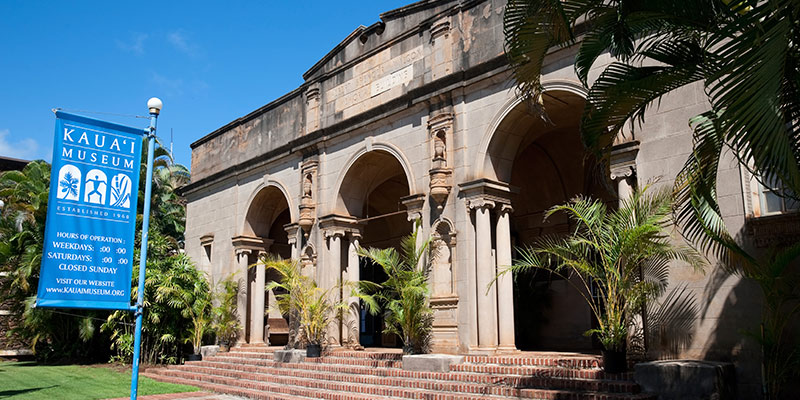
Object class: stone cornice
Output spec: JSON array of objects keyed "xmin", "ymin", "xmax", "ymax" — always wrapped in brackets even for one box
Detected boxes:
[
  {"xmin": 231, "ymin": 235, "xmax": 273, "ymax": 253},
  {"xmin": 180, "ymin": 56, "xmax": 510, "ymax": 197},
  {"xmin": 318, "ymin": 214, "xmax": 362, "ymax": 238},
  {"xmin": 458, "ymin": 178, "xmax": 517, "ymax": 210}
]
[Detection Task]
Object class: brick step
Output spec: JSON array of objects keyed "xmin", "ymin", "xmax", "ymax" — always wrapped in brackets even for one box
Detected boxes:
[
  {"xmin": 157, "ymin": 366, "xmax": 647, "ymax": 400},
  {"xmin": 152, "ymin": 368, "xmax": 523, "ymax": 400},
  {"xmin": 208, "ymin": 354, "xmax": 402, "ymax": 369},
  {"xmin": 218, "ymin": 351, "xmax": 275, "ymax": 360},
  {"xmin": 208, "ymin": 352, "xmax": 624, "ymax": 383},
  {"xmin": 450, "ymin": 362, "xmax": 633, "ymax": 381},
  {"xmin": 141, "ymin": 372, "xmax": 371, "ymax": 400},
  {"xmin": 183, "ymin": 359, "xmax": 639, "ymax": 394},
  {"xmin": 464, "ymin": 354, "xmax": 602, "ymax": 369}
]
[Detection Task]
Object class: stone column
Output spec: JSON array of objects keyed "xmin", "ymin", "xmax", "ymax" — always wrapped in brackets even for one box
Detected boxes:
[
  {"xmin": 610, "ymin": 141, "xmax": 643, "ymax": 353},
  {"xmin": 285, "ymin": 223, "xmax": 300, "ymax": 260},
  {"xmin": 250, "ymin": 255, "xmax": 266, "ymax": 344},
  {"xmin": 401, "ymin": 194, "xmax": 426, "ymax": 267},
  {"xmin": 474, "ymin": 200, "xmax": 498, "ymax": 350},
  {"xmin": 344, "ymin": 233, "xmax": 362, "ymax": 346},
  {"xmin": 326, "ymin": 231, "xmax": 344, "ymax": 346},
  {"xmin": 235, "ymin": 249, "xmax": 250, "ymax": 344},
  {"xmin": 495, "ymin": 205, "xmax": 516, "ymax": 351},
  {"xmin": 609, "ymin": 140, "xmax": 640, "ymax": 206}
]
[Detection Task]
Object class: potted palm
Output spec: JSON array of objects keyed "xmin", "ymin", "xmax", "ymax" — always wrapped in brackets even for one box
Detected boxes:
[
  {"xmin": 260, "ymin": 257, "xmax": 346, "ymax": 357},
  {"xmin": 212, "ymin": 276, "xmax": 241, "ymax": 352},
  {"xmin": 155, "ymin": 255, "xmax": 213, "ymax": 361},
  {"xmin": 356, "ymin": 230, "xmax": 434, "ymax": 355},
  {"xmin": 500, "ymin": 186, "xmax": 701, "ymax": 372}
]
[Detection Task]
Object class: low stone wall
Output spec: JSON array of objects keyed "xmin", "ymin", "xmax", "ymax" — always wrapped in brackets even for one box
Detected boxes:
[{"xmin": 634, "ymin": 360, "xmax": 736, "ymax": 400}]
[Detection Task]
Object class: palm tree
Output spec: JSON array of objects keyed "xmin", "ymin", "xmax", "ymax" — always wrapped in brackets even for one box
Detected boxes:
[
  {"xmin": 503, "ymin": 0, "xmax": 800, "ymax": 267},
  {"xmin": 356, "ymin": 230, "xmax": 434, "ymax": 354},
  {"xmin": 501, "ymin": 186, "xmax": 702, "ymax": 369},
  {"xmin": 260, "ymin": 257, "xmax": 348, "ymax": 350}
]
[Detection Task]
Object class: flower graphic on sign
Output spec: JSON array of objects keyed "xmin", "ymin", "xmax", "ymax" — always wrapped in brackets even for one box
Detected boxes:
[
  {"xmin": 110, "ymin": 174, "xmax": 132, "ymax": 208},
  {"xmin": 57, "ymin": 164, "xmax": 81, "ymax": 201}
]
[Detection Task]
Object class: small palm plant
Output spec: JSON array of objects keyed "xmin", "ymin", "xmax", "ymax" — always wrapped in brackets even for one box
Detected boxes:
[
  {"xmin": 356, "ymin": 230, "xmax": 434, "ymax": 354},
  {"xmin": 212, "ymin": 275, "xmax": 241, "ymax": 351},
  {"xmin": 155, "ymin": 255, "xmax": 213, "ymax": 357},
  {"xmin": 501, "ymin": 186, "xmax": 702, "ymax": 370},
  {"xmin": 259, "ymin": 257, "xmax": 346, "ymax": 351}
]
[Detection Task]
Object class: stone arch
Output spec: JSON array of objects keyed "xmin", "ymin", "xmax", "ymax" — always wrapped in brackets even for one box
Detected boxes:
[
  {"xmin": 241, "ymin": 180, "xmax": 296, "ymax": 237},
  {"xmin": 332, "ymin": 144, "xmax": 415, "ymax": 218},
  {"xmin": 476, "ymin": 82, "xmax": 618, "ymax": 352},
  {"xmin": 475, "ymin": 80, "xmax": 588, "ymax": 181}
]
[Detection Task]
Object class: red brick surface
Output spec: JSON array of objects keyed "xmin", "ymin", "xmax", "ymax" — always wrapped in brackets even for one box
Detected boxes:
[{"xmin": 143, "ymin": 347, "xmax": 655, "ymax": 400}]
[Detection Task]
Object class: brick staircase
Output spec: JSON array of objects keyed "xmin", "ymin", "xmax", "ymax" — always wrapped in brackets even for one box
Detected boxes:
[{"xmin": 143, "ymin": 345, "xmax": 654, "ymax": 400}]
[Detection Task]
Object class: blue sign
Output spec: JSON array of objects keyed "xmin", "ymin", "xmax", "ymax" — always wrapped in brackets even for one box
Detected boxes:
[{"xmin": 36, "ymin": 112, "xmax": 144, "ymax": 310}]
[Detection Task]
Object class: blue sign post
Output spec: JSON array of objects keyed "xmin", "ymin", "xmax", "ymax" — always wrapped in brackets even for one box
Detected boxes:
[
  {"xmin": 36, "ymin": 112, "xmax": 145, "ymax": 310},
  {"xmin": 130, "ymin": 98, "xmax": 161, "ymax": 400},
  {"xmin": 36, "ymin": 98, "xmax": 162, "ymax": 400}
]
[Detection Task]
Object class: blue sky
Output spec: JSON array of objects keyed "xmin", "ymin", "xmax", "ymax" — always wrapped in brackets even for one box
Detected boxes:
[{"xmin": 0, "ymin": 1, "xmax": 410, "ymax": 168}]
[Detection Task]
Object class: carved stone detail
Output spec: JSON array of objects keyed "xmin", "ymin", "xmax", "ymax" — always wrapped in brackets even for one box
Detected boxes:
[
  {"xmin": 305, "ymin": 84, "xmax": 321, "ymax": 134},
  {"xmin": 299, "ymin": 159, "xmax": 319, "ymax": 236},
  {"xmin": 430, "ymin": 17, "xmax": 451, "ymax": 41},
  {"xmin": 428, "ymin": 111, "xmax": 454, "ymax": 209}
]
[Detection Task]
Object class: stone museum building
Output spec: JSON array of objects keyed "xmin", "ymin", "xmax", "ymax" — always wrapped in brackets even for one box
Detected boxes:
[{"xmin": 181, "ymin": 0, "xmax": 798, "ymax": 395}]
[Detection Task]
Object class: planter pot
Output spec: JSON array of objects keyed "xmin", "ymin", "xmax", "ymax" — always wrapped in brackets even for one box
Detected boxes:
[
  {"xmin": 601, "ymin": 348, "xmax": 627, "ymax": 373},
  {"xmin": 185, "ymin": 353, "xmax": 202, "ymax": 362},
  {"xmin": 306, "ymin": 344, "xmax": 322, "ymax": 358}
]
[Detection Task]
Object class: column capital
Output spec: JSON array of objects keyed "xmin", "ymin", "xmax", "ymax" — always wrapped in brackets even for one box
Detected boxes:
[
  {"xmin": 401, "ymin": 193, "xmax": 426, "ymax": 222},
  {"xmin": 609, "ymin": 140, "xmax": 640, "ymax": 181},
  {"xmin": 232, "ymin": 235, "xmax": 273, "ymax": 254},
  {"xmin": 284, "ymin": 223, "xmax": 300, "ymax": 245},
  {"xmin": 467, "ymin": 198, "xmax": 495, "ymax": 211},
  {"xmin": 235, "ymin": 248, "xmax": 252, "ymax": 257},
  {"xmin": 319, "ymin": 214, "xmax": 362, "ymax": 238},
  {"xmin": 496, "ymin": 203, "xmax": 514, "ymax": 216},
  {"xmin": 459, "ymin": 178, "xmax": 515, "ymax": 214},
  {"xmin": 348, "ymin": 230, "xmax": 362, "ymax": 242}
]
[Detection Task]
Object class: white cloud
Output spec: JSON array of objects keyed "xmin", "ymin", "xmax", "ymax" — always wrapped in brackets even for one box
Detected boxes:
[
  {"xmin": 0, "ymin": 129, "xmax": 41, "ymax": 161},
  {"xmin": 167, "ymin": 30, "xmax": 202, "ymax": 57},
  {"xmin": 151, "ymin": 72, "xmax": 184, "ymax": 97},
  {"xmin": 116, "ymin": 33, "xmax": 148, "ymax": 55}
]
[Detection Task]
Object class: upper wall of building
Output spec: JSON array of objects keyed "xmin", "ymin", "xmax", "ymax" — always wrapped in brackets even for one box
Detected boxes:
[{"xmin": 188, "ymin": 0, "xmax": 508, "ymax": 185}]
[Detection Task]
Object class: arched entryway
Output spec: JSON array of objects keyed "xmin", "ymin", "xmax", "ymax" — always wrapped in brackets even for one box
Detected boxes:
[
  {"xmin": 326, "ymin": 148, "xmax": 415, "ymax": 348},
  {"xmin": 483, "ymin": 89, "xmax": 617, "ymax": 351},
  {"xmin": 235, "ymin": 184, "xmax": 293, "ymax": 345}
]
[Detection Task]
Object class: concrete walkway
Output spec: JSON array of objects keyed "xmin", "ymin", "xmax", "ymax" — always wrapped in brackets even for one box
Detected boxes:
[{"xmin": 106, "ymin": 391, "xmax": 247, "ymax": 400}]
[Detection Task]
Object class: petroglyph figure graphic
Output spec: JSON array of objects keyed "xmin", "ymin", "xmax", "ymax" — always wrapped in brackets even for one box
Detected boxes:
[
  {"xmin": 110, "ymin": 174, "xmax": 132, "ymax": 208},
  {"xmin": 84, "ymin": 169, "xmax": 108, "ymax": 205},
  {"xmin": 57, "ymin": 165, "xmax": 81, "ymax": 201}
]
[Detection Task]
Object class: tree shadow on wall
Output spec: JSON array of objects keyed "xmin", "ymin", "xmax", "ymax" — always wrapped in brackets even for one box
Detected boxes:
[{"xmin": 641, "ymin": 284, "xmax": 699, "ymax": 360}]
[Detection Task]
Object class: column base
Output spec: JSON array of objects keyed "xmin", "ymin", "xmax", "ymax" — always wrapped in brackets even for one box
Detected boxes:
[
  {"xmin": 495, "ymin": 344, "xmax": 519, "ymax": 353},
  {"xmin": 469, "ymin": 345, "xmax": 497, "ymax": 355}
]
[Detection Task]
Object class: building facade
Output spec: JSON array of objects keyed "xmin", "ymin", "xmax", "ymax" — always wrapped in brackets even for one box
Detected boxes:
[{"xmin": 182, "ymin": 1, "xmax": 799, "ymax": 396}]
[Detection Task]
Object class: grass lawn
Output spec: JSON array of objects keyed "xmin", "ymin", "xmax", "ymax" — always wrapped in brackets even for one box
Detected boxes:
[{"xmin": 0, "ymin": 361, "xmax": 200, "ymax": 399}]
